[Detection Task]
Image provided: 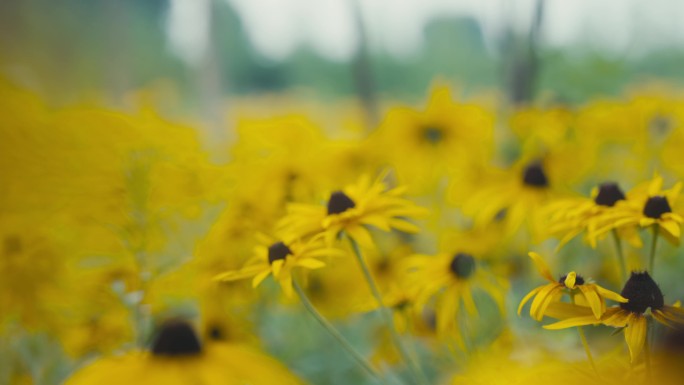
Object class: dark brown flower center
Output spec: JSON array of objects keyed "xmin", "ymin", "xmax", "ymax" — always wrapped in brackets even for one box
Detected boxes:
[
  {"xmin": 327, "ymin": 191, "xmax": 356, "ymax": 215},
  {"xmin": 558, "ymin": 274, "xmax": 585, "ymax": 286},
  {"xmin": 421, "ymin": 125, "xmax": 445, "ymax": 144},
  {"xmin": 151, "ymin": 320, "xmax": 202, "ymax": 356},
  {"xmin": 619, "ymin": 271, "xmax": 664, "ymax": 314},
  {"xmin": 268, "ymin": 242, "xmax": 292, "ymax": 264},
  {"xmin": 643, "ymin": 196, "xmax": 672, "ymax": 219},
  {"xmin": 522, "ymin": 161, "xmax": 548, "ymax": 188},
  {"xmin": 449, "ymin": 253, "xmax": 476, "ymax": 279},
  {"xmin": 594, "ymin": 182, "xmax": 626, "ymax": 207}
]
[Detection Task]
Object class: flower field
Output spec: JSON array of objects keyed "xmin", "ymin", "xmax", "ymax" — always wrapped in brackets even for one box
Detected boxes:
[{"xmin": 3, "ymin": 76, "xmax": 684, "ymax": 384}]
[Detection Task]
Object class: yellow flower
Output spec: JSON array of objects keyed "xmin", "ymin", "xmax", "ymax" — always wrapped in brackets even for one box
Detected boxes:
[
  {"xmin": 544, "ymin": 271, "xmax": 684, "ymax": 362},
  {"xmin": 545, "ymin": 182, "xmax": 642, "ymax": 249},
  {"xmin": 277, "ymin": 174, "xmax": 426, "ymax": 248},
  {"xmin": 460, "ymin": 158, "xmax": 556, "ymax": 241},
  {"xmin": 65, "ymin": 320, "xmax": 303, "ymax": 385},
  {"xmin": 518, "ymin": 252, "xmax": 627, "ymax": 321},
  {"xmin": 369, "ymin": 85, "xmax": 494, "ymax": 193},
  {"xmin": 214, "ymin": 235, "xmax": 339, "ymax": 298},
  {"xmin": 404, "ymin": 252, "xmax": 505, "ymax": 340},
  {"xmin": 592, "ymin": 174, "xmax": 682, "ymax": 245}
]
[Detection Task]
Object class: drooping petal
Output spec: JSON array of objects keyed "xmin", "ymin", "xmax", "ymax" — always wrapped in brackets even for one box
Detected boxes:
[
  {"xmin": 579, "ymin": 284, "xmax": 604, "ymax": 319},
  {"xmin": 345, "ymin": 224, "xmax": 374, "ymax": 250},
  {"xmin": 543, "ymin": 315, "xmax": 601, "ymax": 330},
  {"xmin": 295, "ymin": 258, "xmax": 326, "ymax": 269},
  {"xmin": 518, "ymin": 286, "xmax": 543, "ymax": 316},
  {"xmin": 531, "ymin": 284, "xmax": 561, "ymax": 321},
  {"xmin": 544, "ymin": 302, "xmax": 595, "ymax": 319},
  {"xmin": 595, "ymin": 285, "xmax": 628, "ymax": 303},
  {"xmin": 252, "ymin": 269, "xmax": 272, "ymax": 288},
  {"xmin": 388, "ymin": 218, "xmax": 421, "ymax": 233},
  {"xmin": 529, "ymin": 252, "xmax": 554, "ymax": 282},
  {"xmin": 601, "ymin": 307, "xmax": 630, "ymax": 327},
  {"xmin": 271, "ymin": 259, "xmax": 285, "ymax": 278},
  {"xmin": 624, "ymin": 314, "xmax": 647, "ymax": 362},
  {"xmin": 652, "ymin": 310, "xmax": 675, "ymax": 328}
]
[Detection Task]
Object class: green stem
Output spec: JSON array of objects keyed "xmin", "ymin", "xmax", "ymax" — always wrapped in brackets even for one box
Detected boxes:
[
  {"xmin": 293, "ymin": 280, "xmax": 385, "ymax": 383},
  {"xmin": 644, "ymin": 321, "xmax": 652, "ymax": 380},
  {"xmin": 578, "ymin": 327, "xmax": 599, "ymax": 377},
  {"xmin": 572, "ymin": 295, "xmax": 599, "ymax": 377},
  {"xmin": 348, "ymin": 236, "xmax": 427, "ymax": 385},
  {"xmin": 611, "ymin": 230, "xmax": 627, "ymax": 283},
  {"xmin": 649, "ymin": 224, "xmax": 659, "ymax": 274}
]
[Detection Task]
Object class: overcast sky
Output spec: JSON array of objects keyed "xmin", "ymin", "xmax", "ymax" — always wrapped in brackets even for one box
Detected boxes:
[{"xmin": 168, "ymin": 0, "xmax": 684, "ymax": 64}]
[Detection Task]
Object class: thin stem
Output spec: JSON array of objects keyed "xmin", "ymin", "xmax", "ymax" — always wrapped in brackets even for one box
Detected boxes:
[
  {"xmin": 644, "ymin": 322, "xmax": 652, "ymax": 380},
  {"xmin": 611, "ymin": 229, "xmax": 627, "ymax": 282},
  {"xmin": 293, "ymin": 280, "xmax": 385, "ymax": 383},
  {"xmin": 648, "ymin": 224, "xmax": 659, "ymax": 274},
  {"xmin": 347, "ymin": 236, "xmax": 428, "ymax": 385},
  {"xmin": 577, "ymin": 327, "xmax": 599, "ymax": 377},
  {"xmin": 572, "ymin": 295, "xmax": 599, "ymax": 377}
]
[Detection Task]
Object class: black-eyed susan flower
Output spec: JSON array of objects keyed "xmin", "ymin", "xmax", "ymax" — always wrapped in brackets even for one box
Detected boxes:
[
  {"xmin": 278, "ymin": 174, "xmax": 426, "ymax": 248},
  {"xmin": 369, "ymin": 85, "xmax": 494, "ymax": 194},
  {"xmin": 214, "ymin": 235, "xmax": 341, "ymax": 298},
  {"xmin": 405, "ymin": 251, "xmax": 505, "ymax": 339},
  {"xmin": 65, "ymin": 320, "xmax": 303, "ymax": 385},
  {"xmin": 546, "ymin": 182, "xmax": 641, "ymax": 249},
  {"xmin": 592, "ymin": 175, "xmax": 682, "ymax": 246},
  {"xmin": 460, "ymin": 158, "xmax": 557, "ymax": 241},
  {"xmin": 544, "ymin": 271, "xmax": 684, "ymax": 362},
  {"xmin": 518, "ymin": 252, "xmax": 627, "ymax": 321}
]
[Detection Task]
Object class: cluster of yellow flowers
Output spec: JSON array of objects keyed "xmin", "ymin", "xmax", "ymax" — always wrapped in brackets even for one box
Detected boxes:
[{"xmin": 3, "ymin": 78, "xmax": 684, "ymax": 385}]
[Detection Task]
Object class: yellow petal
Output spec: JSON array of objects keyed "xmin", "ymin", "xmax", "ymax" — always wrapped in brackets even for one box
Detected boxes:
[
  {"xmin": 388, "ymin": 218, "xmax": 421, "ymax": 233},
  {"xmin": 296, "ymin": 258, "xmax": 326, "ymax": 269},
  {"xmin": 252, "ymin": 270, "xmax": 271, "ymax": 288},
  {"xmin": 648, "ymin": 174, "xmax": 663, "ymax": 196},
  {"xmin": 652, "ymin": 310, "xmax": 675, "ymax": 328},
  {"xmin": 517, "ymin": 286, "xmax": 543, "ymax": 316},
  {"xmin": 625, "ymin": 314, "xmax": 647, "ymax": 362},
  {"xmin": 215, "ymin": 265, "xmax": 266, "ymax": 282},
  {"xmin": 530, "ymin": 284, "xmax": 561, "ymax": 321},
  {"xmin": 345, "ymin": 225, "xmax": 374, "ymax": 250},
  {"xmin": 595, "ymin": 285, "xmax": 628, "ymax": 303},
  {"xmin": 579, "ymin": 285, "xmax": 604, "ymax": 319},
  {"xmin": 280, "ymin": 274, "xmax": 294, "ymax": 298},
  {"xmin": 543, "ymin": 315, "xmax": 601, "ymax": 330},
  {"xmin": 461, "ymin": 284, "xmax": 478, "ymax": 316},
  {"xmin": 564, "ymin": 272, "xmax": 577, "ymax": 289},
  {"xmin": 436, "ymin": 287, "xmax": 459, "ymax": 335},
  {"xmin": 601, "ymin": 308, "xmax": 630, "ymax": 327},
  {"xmin": 659, "ymin": 219, "xmax": 681, "ymax": 244},
  {"xmin": 271, "ymin": 259, "xmax": 285, "ymax": 278},
  {"xmin": 529, "ymin": 252, "xmax": 554, "ymax": 282},
  {"xmin": 544, "ymin": 302, "xmax": 595, "ymax": 319}
]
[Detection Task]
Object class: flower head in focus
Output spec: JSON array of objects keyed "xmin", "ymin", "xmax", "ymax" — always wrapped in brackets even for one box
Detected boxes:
[
  {"xmin": 518, "ymin": 252, "xmax": 627, "ymax": 321},
  {"xmin": 592, "ymin": 175, "xmax": 682, "ymax": 245},
  {"xmin": 214, "ymin": 235, "xmax": 341, "ymax": 298},
  {"xmin": 544, "ymin": 271, "xmax": 684, "ymax": 362},
  {"xmin": 278, "ymin": 173, "xmax": 426, "ymax": 248}
]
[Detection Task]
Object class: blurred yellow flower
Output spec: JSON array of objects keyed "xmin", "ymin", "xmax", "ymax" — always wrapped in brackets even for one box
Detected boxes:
[
  {"xmin": 65, "ymin": 320, "xmax": 303, "ymax": 385},
  {"xmin": 404, "ymin": 252, "xmax": 505, "ymax": 341}
]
